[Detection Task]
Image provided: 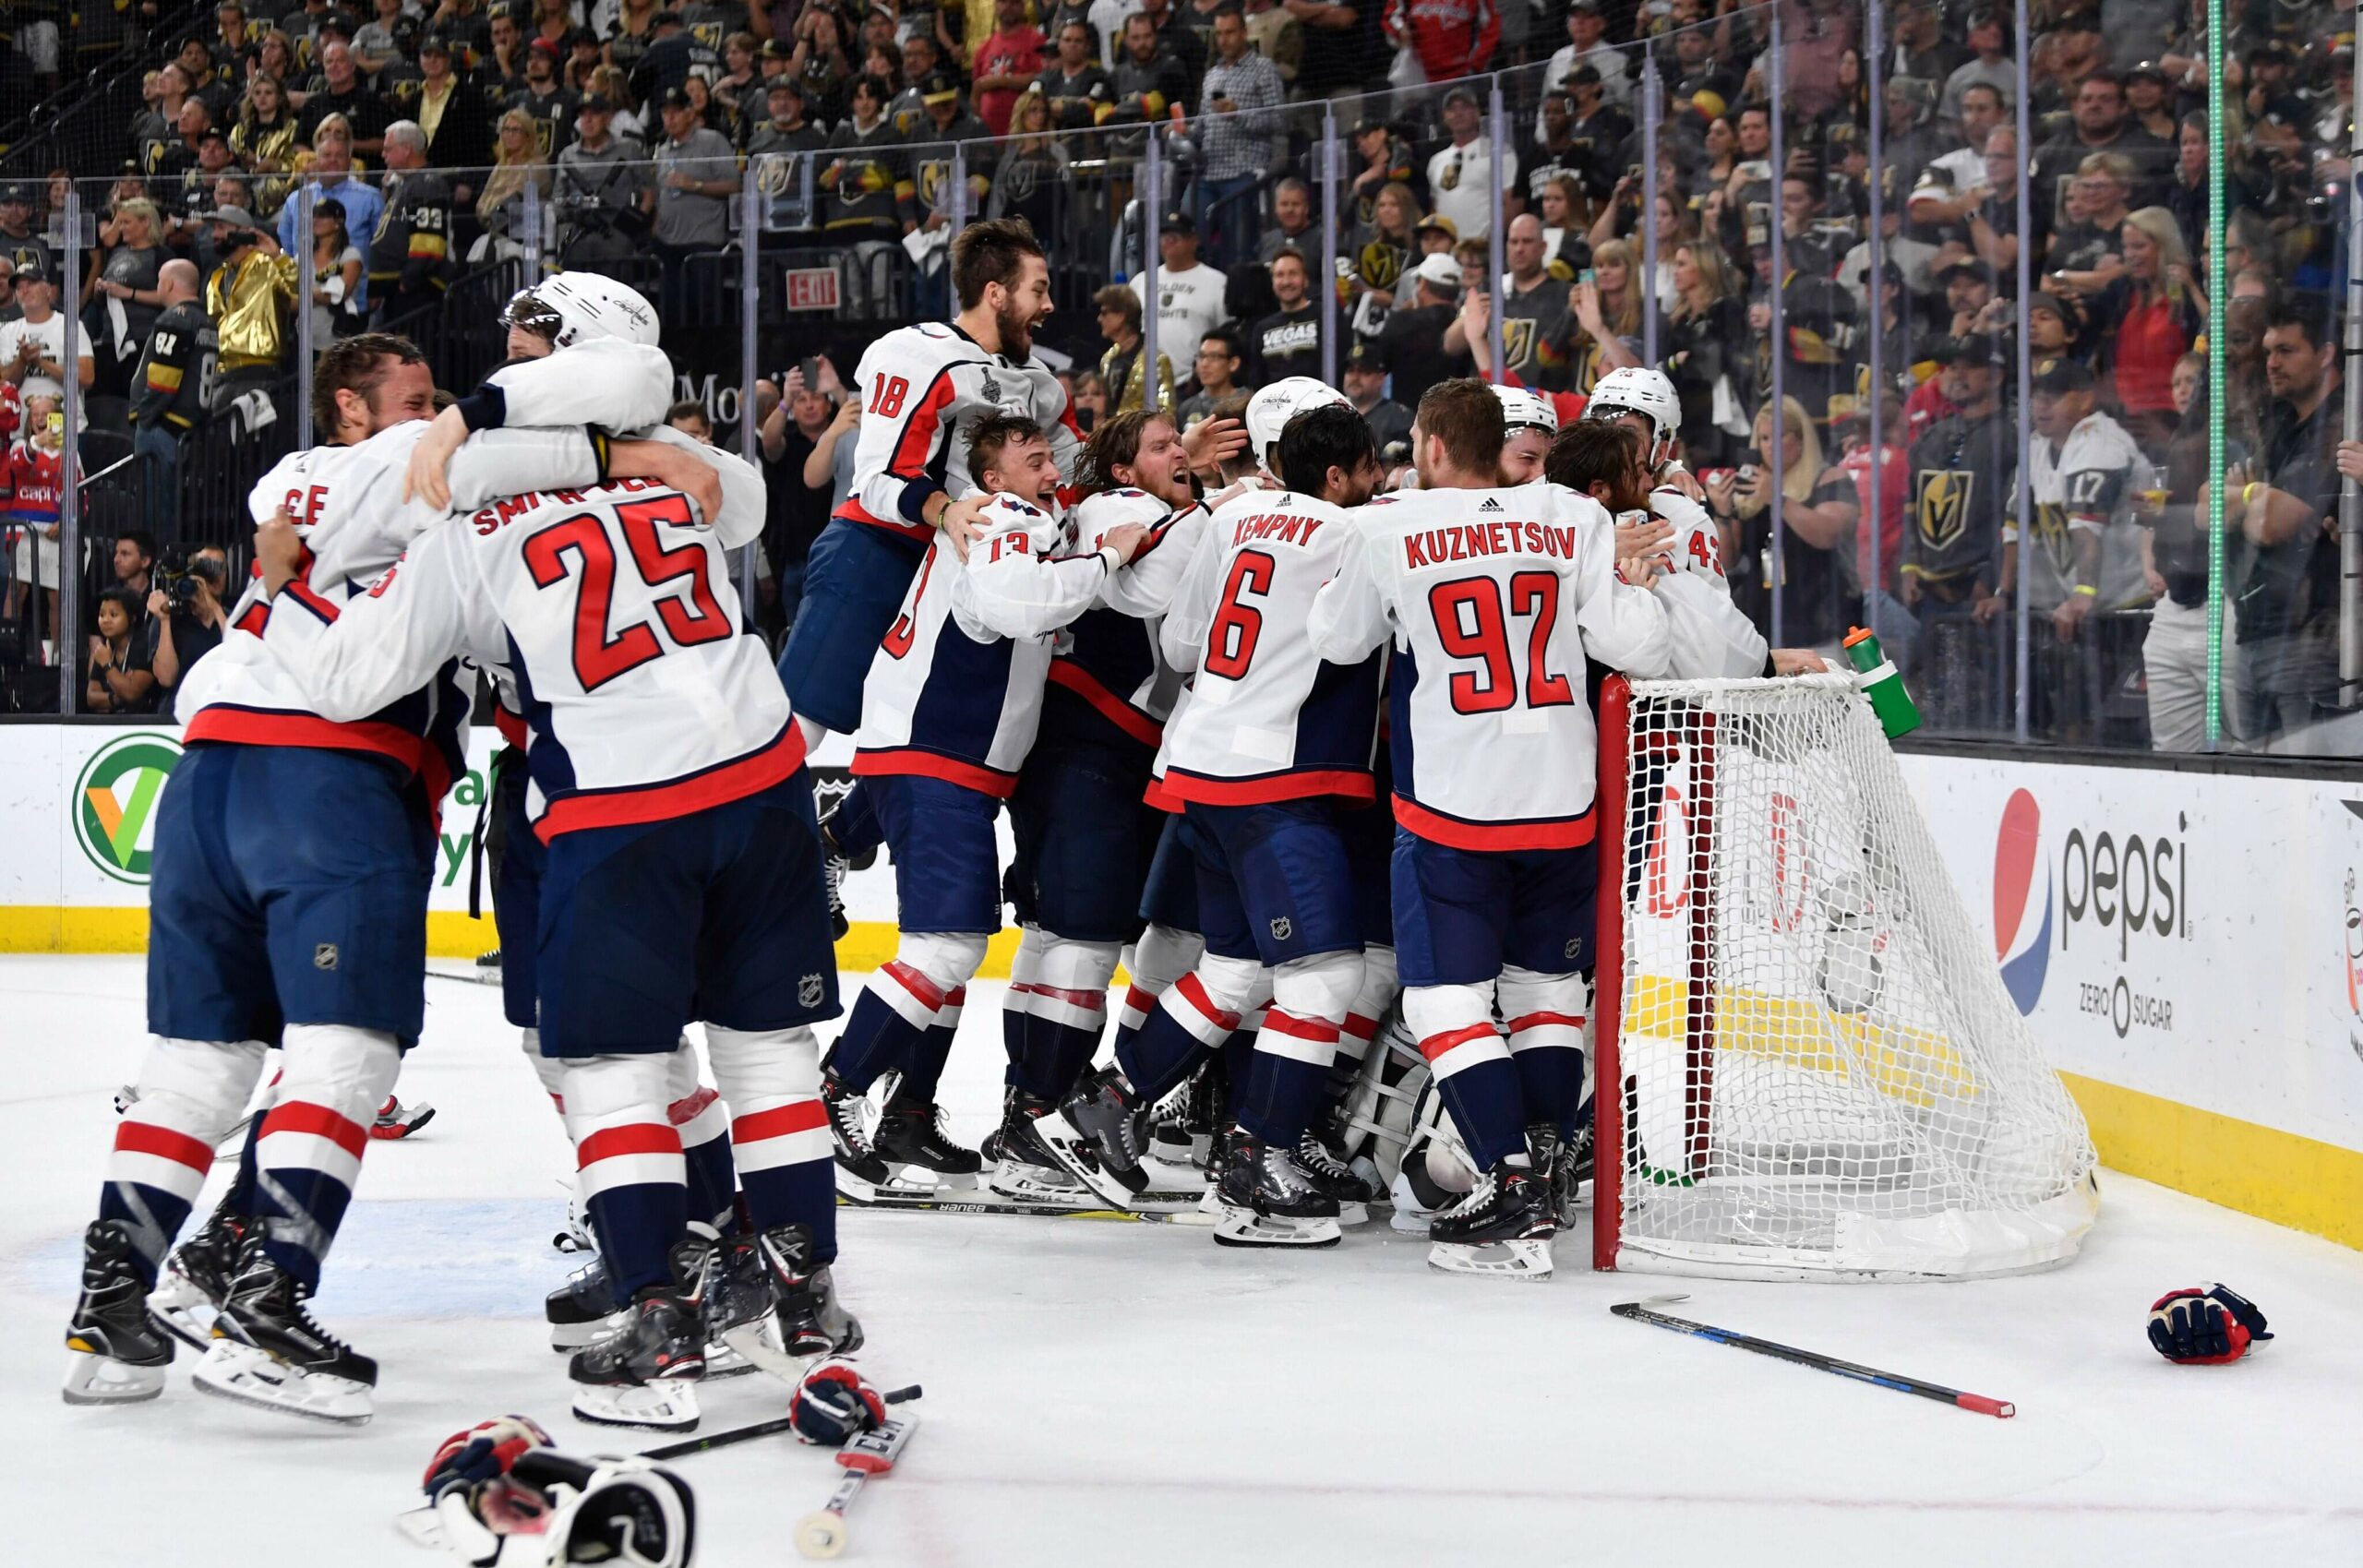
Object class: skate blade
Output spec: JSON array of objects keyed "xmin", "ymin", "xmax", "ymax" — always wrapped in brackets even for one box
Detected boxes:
[
  {"xmin": 833, "ymin": 1162, "xmax": 887, "ymax": 1204},
  {"xmin": 191, "ymin": 1339, "xmax": 373, "ymax": 1425},
  {"xmin": 718, "ymin": 1313, "xmax": 829, "ymax": 1384},
  {"xmin": 61, "ymin": 1347, "xmax": 167, "ymax": 1405},
  {"xmin": 702, "ymin": 1337, "xmax": 758, "ymax": 1380},
  {"xmin": 146, "ymin": 1279, "xmax": 222, "ymax": 1352},
  {"xmin": 985, "ymin": 1161, "xmax": 1094, "ymax": 1206},
  {"xmin": 1212, "ymin": 1205, "xmax": 1341, "ymax": 1249},
  {"xmin": 1037, "ymin": 1112, "xmax": 1146, "ymax": 1208},
  {"xmin": 571, "ymin": 1375, "xmax": 701, "ymax": 1431},
  {"xmin": 548, "ymin": 1309, "xmax": 628, "ymax": 1352},
  {"xmin": 879, "ymin": 1166, "xmax": 978, "ymax": 1196},
  {"xmin": 1426, "ymin": 1237, "xmax": 1554, "ymax": 1281}
]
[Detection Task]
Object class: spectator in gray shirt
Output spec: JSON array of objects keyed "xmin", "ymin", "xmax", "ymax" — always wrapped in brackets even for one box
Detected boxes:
[
  {"xmin": 556, "ymin": 93, "xmax": 653, "ymax": 268},
  {"xmin": 653, "ymin": 84, "xmax": 738, "ymax": 318}
]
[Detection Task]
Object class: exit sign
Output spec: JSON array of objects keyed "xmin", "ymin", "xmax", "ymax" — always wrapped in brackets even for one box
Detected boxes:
[{"xmin": 782, "ymin": 269, "xmax": 839, "ymax": 311}]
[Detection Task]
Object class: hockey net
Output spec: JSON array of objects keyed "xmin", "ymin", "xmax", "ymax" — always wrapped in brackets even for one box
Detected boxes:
[{"xmin": 1592, "ymin": 675, "xmax": 2097, "ymax": 1281}]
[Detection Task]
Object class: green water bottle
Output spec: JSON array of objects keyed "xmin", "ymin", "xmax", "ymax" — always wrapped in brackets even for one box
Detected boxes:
[{"xmin": 1843, "ymin": 626, "xmax": 1921, "ymax": 739}]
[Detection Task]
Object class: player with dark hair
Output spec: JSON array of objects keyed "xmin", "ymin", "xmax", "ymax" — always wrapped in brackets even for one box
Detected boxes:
[
  {"xmin": 1043, "ymin": 402, "xmax": 1390, "ymax": 1249},
  {"xmin": 819, "ymin": 414, "xmax": 1152, "ymax": 1199},
  {"xmin": 990, "ymin": 407, "xmax": 1214, "ymax": 1200},
  {"xmin": 1307, "ymin": 377, "xmax": 1672, "ymax": 1277},
  {"xmin": 774, "ymin": 218, "xmax": 1085, "ymax": 937}
]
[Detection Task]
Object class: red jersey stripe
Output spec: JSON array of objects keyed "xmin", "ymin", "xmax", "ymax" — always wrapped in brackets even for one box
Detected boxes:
[
  {"xmin": 1391, "ymin": 793, "xmax": 1596, "ymax": 852},
  {"xmin": 535, "ymin": 726, "xmax": 808, "ymax": 840}
]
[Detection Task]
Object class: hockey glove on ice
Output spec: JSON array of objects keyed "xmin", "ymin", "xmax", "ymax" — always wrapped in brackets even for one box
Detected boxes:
[
  {"xmin": 425, "ymin": 1415, "xmax": 557, "ymax": 1502},
  {"xmin": 2148, "ymin": 1285, "xmax": 2273, "ymax": 1365},
  {"xmin": 789, "ymin": 1360, "xmax": 887, "ymax": 1446}
]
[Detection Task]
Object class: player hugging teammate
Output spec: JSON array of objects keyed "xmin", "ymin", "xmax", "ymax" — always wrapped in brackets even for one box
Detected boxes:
[{"xmin": 66, "ymin": 276, "xmax": 866, "ymax": 1434}]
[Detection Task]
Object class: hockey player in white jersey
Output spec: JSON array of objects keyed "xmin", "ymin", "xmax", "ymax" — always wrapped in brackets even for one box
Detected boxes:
[
  {"xmin": 992, "ymin": 408, "xmax": 1211, "ymax": 1202},
  {"xmin": 1307, "ymin": 382, "xmax": 1673, "ymax": 1277},
  {"xmin": 246, "ymin": 424, "xmax": 852, "ymax": 1432},
  {"xmin": 1045, "ymin": 403, "xmax": 1390, "ymax": 1248},
  {"xmin": 774, "ymin": 220, "xmax": 1080, "ymax": 930},
  {"xmin": 1493, "ymin": 384, "xmax": 1557, "ymax": 482},
  {"xmin": 407, "ymin": 277, "xmax": 769, "ymax": 1363},
  {"xmin": 821, "ymin": 413, "xmax": 1152, "ymax": 1201},
  {"xmin": 64, "ymin": 333, "xmax": 694, "ymax": 1423},
  {"xmin": 1547, "ymin": 419, "xmax": 1772, "ymax": 678}
]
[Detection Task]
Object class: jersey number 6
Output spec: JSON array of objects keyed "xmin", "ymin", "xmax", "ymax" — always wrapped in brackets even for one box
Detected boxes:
[
  {"xmin": 523, "ymin": 494, "xmax": 734, "ymax": 691},
  {"xmin": 1203, "ymin": 548, "xmax": 1275, "ymax": 680},
  {"xmin": 1426, "ymin": 572, "xmax": 1576, "ymax": 715}
]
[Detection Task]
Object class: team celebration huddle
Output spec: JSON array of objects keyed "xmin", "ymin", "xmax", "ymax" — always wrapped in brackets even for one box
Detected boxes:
[{"xmin": 60, "ymin": 211, "xmax": 1826, "ymax": 1454}]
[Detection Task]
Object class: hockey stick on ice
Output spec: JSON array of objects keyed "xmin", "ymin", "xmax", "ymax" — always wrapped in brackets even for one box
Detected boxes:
[
  {"xmin": 640, "ymin": 1382, "xmax": 920, "ymax": 1460},
  {"xmin": 393, "ymin": 1387, "xmax": 923, "ymax": 1548},
  {"xmin": 1612, "ymin": 1296, "xmax": 2016, "ymax": 1418},
  {"xmin": 794, "ymin": 1408, "xmax": 921, "ymax": 1560}
]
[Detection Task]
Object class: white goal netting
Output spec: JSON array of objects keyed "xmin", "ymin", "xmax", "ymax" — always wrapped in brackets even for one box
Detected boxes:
[{"xmin": 1597, "ymin": 675, "xmax": 2098, "ymax": 1281}]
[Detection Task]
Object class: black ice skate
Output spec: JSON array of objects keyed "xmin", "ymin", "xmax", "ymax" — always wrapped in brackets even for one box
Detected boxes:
[
  {"xmin": 873, "ymin": 1097, "xmax": 981, "ymax": 1191},
  {"xmin": 193, "ymin": 1235, "xmax": 379, "ymax": 1423},
  {"xmin": 822, "ymin": 1070, "xmax": 894, "ymax": 1203},
  {"xmin": 568, "ymin": 1238, "xmax": 712, "ymax": 1431},
  {"xmin": 1039, "ymin": 1066, "xmax": 1151, "ymax": 1205},
  {"xmin": 1213, "ymin": 1129, "xmax": 1341, "ymax": 1249},
  {"xmin": 1295, "ymin": 1129, "xmax": 1380, "ymax": 1226},
  {"xmin": 147, "ymin": 1195, "xmax": 246, "ymax": 1349},
  {"xmin": 63, "ymin": 1220, "xmax": 175, "ymax": 1406},
  {"xmin": 1527, "ymin": 1123, "xmax": 1589, "ymax": 1230},
  {"xmin": 984, "ymin": 1093, "xmax": 1094, "ymax": 1204},
  {"xmin": 1427, "ymin": 1158, "xmax": 1555, "ymax": 1281},
  {"xmin": 546, "ymin": 1255, "xmax": 623, "ymax": 1350},
  {"xmin": 719, "ymin": 1222, "xmax": 863, "ymax": 1378}
]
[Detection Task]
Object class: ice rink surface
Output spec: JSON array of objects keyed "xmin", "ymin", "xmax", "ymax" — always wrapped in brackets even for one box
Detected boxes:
[{"xmin": 8, "ymin": 953, "xmax": 2363, "ymax": 1568}]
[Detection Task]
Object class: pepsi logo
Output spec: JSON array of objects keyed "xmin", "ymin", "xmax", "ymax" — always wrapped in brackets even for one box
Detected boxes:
[{"xmin": 1994, "ymin": 788, "xmax": 2050, "ymax": 1015}]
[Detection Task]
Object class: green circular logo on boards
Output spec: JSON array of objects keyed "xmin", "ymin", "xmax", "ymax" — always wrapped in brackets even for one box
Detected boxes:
[{"xmin": 72, "ymin": 732, "xmax": 184, "ymax": 884}]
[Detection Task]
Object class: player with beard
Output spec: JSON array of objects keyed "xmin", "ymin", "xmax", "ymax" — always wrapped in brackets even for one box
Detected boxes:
[
  {"xmin": 775, "ymin": 219, "xmax": 1079, "ymax": 935},
  {"xmin": 990, "ymin": 409, "xmax": 1212, "ymax": 1202},
  {"xmin": 1043, "ymin": 404, "xmax": 1391, "ymax": 1249}
]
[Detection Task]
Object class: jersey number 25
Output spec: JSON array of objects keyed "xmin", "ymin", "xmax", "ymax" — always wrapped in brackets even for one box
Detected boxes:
[{"xmin": 523, "ymin": 494, "xmax": 733, "ymax": 691}]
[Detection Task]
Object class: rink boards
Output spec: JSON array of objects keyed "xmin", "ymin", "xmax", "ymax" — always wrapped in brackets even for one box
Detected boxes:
[{"xmin": 1, "ymin": 719, "xmax": 2359, "ymax": 1249}]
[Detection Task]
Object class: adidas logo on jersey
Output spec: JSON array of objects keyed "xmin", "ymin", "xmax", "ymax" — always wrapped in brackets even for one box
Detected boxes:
[{"xmin": 1480, "ymin": 498, "xmax": 1505, "ymax": 512}]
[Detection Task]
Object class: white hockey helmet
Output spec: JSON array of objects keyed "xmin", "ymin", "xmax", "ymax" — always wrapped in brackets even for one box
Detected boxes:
[
  {"xmin": 1492, "ymin": 382, "xmax": 1559, "ymax": 437},
  {"xmin": 500, "ymin": 271, "xmax": 661, "ymax": 350},
  {"xmin": 1585, "ymin": 365, "xmax": 1681, "ymax": 467},
  {"xmin": 1244, "ymin": 376, "xmax": 1351, "ymax": 478}
]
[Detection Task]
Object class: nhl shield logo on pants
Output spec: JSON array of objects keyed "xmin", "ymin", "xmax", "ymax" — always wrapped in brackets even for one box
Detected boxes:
[{"xmin": 799, "ymin": 973, "xmax": 826, "ymax": 1008}]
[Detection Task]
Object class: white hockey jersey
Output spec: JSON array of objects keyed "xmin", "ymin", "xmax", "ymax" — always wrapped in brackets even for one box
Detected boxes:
[
  {"xmin": 257, "ymin": 436, "xmax": 798, "ymax": 839},
  {"xmin": 182, "ymin": 341, "xmax": 678, "ymax": 796},
  {"xmin": 852, "ymin": 494, "xmax": 1125, "ymax": 796},
  {"xmin": 1159, "ymin": 489, "xmax": 1385, "ymax": 807},
  {"xmin": 1648, "ymin": 485, "xmax": 1770, "ymax": 679},
  {"xmin": 834, "ymin": 322, "xmax": 1085, "ymax": 544},
  {"xmin": 1306, "ymin": 481, "xmax": 1672, "ymax": 850},
  {"xmin": 1040, "ymin": 487, "xmax": 1206, "ymax": 752}
]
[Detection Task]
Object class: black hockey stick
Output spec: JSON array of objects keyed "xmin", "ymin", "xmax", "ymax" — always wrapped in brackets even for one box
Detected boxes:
[
  {"xmin": 1612, "ymin": 1296, "xmax": 2015, "ymax": 1418},
  {"xmin": 640, "ymin": 1383, "xmax": 921, "ymax": 1460}
]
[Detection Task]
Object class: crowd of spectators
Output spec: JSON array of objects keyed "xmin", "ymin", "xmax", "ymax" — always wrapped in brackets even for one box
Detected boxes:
[{"xmin": 0, "ymin": 0, "xmax": 2356, "ymax": 748}]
